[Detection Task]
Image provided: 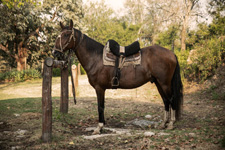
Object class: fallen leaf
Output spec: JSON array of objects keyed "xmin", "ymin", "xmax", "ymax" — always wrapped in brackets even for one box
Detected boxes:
[{"xmin": 69, "ymin": 141, "xmax": 74, "ymax": 145}]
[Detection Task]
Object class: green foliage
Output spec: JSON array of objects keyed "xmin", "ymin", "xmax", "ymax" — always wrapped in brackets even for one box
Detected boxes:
[
  {"xmin": 84, "ymin": 1, "xmax": 140, "ymax": 46},
  {"xmin": 80, "ymin": 65, "xmax": 86, "ymax": 75},
  {"xmin": 1, "ymin": 0, "xmax": 38, "ymax": 9},
  {"xmin": 52, "ymin": 68, "xmax": 61, "ymax": 77},
  {"xmin": 156, "ymin": 25, "xmax": 179, "ymax": 50},
  {"xmin": 209, "ymin": 15, "xmax": 225, "ymax": 36},
  {"xmin": 205, "ymin": 0, "xmax": 224, "ymax": 38},
  {"xmin": 185, "ymin": 38, "xmax": 224, "ymax": 81},
  {"xmin": 174, "ymin": 49, "xmax": 190, "ymax": 80},
  {"xmin": 0, "ymin": 69, "xmax": 41, "ymax": 82},
  {"xmin": 40, "ymin": 0, "xmax": 85, "ymax": 55},
  {"xmin": 186, "ymin": 23, "xmax": 210, "ymax": 50},
  {"xmin": 0, "ymin": 0, "xmax": 85, "ymax": 71},
  {"xmin": 0, "ymin": 1, "xmax": 42, "ymax": 68}
]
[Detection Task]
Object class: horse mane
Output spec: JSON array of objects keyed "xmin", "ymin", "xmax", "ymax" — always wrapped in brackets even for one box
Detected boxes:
[{"xmin": 74, "ymin": 28, "xmax": 104, "ymax": 55}]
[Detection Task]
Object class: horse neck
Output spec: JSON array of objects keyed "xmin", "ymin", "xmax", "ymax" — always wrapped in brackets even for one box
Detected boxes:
[{"xmin": 73, "ymin": 31, "xmax": 104, "ymax": 74}]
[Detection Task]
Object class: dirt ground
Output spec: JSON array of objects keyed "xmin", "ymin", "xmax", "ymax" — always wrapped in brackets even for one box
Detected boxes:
[{"xmin": 0, "ymin": 72, "xmax": 225, "ymax": 149}]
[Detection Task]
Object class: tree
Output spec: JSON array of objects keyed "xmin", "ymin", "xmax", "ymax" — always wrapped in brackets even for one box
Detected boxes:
[
  {"xmin": 208, "ymin": 0, "xmax": 225, "ymax": 36},
  {"xmin": 124, "ymin": 0, "xmax": 145, "ymax": 25},
  {"xmin": 0, "ymin": 0, "xmax": 37, "ymax": 8},
  {"xmin": 39, "ymin": 0, "xmax": 85, "ymax": 59},
  {"xmin": 84, "ymin": 0, "xmax": 140, "ymax": 46},
  {"xmin": 156, "ymin": 25, "xmax": 179, "ymax": 51},
  {"xmin": 186, "ymin": 23, "xmax": 210, "ymax": 50},
  {"xmin": 180, "ymin": 0, "xmax": 199, "ymax": 51},
  {"xmin": 0, "ymin": 1, "xmax": 42, "ymax": 71},
  {"xmin": 134, "ymin": 0, "xmax": 182, "ymax": 45},
  {"xmin": 0, "ymin": 0, "xmax": 85, "ymax": 71}
]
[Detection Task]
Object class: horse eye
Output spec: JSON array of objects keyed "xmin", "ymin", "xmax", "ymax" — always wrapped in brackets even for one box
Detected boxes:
[{"xmin": 64, "ymin": 34, "xmax": 69, "ymax": 37}]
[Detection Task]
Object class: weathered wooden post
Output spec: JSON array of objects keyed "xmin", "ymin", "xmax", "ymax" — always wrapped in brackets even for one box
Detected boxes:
[
  {"xmin": 42, "ymin": 57, "xmax": 53, "ymax": 142},
  {"xmin": 78, "ymin": 63, "xmax": 81, "ymax": 75},
  {"xmin": 42, "ymin": 57, "xmax": 69, "ymax": 142},
  {"xmin": 71, "ymin": 64, "xmax": 78, "ymax": 88},
  {"xmin": 60, "ymin": 66, "xmax": 69, "ymax": 113}
]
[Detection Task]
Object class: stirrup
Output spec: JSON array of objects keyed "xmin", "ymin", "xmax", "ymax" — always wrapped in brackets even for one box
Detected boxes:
[{"xmin": 111, "ymin": 77, "xmax": 119, "ymax": 87}]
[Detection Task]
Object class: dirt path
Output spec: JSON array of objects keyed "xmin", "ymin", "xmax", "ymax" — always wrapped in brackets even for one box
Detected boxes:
[
  {"xmin": 0, "ymin": 75, "xmax": 162, "ymax": 102},
  {"xmin": 0, "ymin": 75, "xmax": 224, "ymax": 149}
]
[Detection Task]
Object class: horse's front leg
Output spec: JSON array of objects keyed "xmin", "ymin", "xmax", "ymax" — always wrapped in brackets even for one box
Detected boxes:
[{"xmin": 93, "ymin": 87, "xmax": 105, "ymax": 134}]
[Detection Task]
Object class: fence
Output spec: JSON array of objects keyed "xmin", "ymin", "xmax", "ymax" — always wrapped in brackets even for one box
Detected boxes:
[{"xmin": 41, "ymin": 57, "xmax": 78, "ymax": 142}]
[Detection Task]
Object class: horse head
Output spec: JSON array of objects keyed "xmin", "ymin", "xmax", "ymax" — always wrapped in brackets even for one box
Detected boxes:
[{"xmin": 52, "ymin": 20, "xmax": 75, "ymax": 59}]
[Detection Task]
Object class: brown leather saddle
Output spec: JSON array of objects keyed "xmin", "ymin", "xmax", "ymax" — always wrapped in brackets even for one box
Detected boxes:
[{"xmin": 103, "ymin": 40, "xmax": 141, "ymax": 88}]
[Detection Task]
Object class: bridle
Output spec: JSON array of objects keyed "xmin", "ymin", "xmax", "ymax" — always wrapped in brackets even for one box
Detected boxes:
[
  {"xmin": 53, "ymin": 29, "xmax": 76, "ymax": 53},
  {"xmin": 53, "ymin": 28, "xmax": 84, "ymax": 55}
]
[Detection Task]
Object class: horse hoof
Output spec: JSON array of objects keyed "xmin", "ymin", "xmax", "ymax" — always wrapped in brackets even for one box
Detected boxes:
[
  {"xmin": 92, "ymin": 129, "xmax": 101, "ymax": 135},
  {"xmin": 159, "ymin": 122, "xmax": 167, "ymax": 129},
  {"xmin": 92, "ymin": 123, "xmax": 104, "ymax": 134},
  {"xmin": 166, "ymin": 124, "xmax": 174, "ymax": 130}
]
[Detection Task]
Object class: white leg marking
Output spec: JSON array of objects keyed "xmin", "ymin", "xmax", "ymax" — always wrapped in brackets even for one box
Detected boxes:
[
  {"xmin": 92, "ymin": 123, "xmax": 104, "ymax": 135},
  {"xmin": 167, "ymin": 109, "xmax": 176, "ymax": 129},
  {"xmin": 160, "ymin": 110, "xmax": 169, "ymax": 129}
]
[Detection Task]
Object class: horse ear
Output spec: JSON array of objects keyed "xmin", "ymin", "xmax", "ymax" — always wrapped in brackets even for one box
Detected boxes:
[
  {"xmin": 69, "ymin": 20, "xmax": 73, "ymax": 29},
  {"xmin": 60, "ymin": 22, "xmax": 65, "ymax": 29}
]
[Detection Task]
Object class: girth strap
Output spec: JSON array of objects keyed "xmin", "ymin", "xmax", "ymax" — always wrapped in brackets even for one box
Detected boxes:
[{"xmin": 111, "ymin": 55, "xmax": 125, "ymax": 89}]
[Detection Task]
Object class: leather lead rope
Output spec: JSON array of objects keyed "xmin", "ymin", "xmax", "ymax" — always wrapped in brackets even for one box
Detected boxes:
[{"xmin": 68, "ymin": 50, "xmax": 76, "ymax": 104}]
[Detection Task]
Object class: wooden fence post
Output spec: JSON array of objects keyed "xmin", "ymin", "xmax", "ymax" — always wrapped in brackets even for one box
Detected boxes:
[
  {"xmin": 71, "ymin": 65, "xmax": 78, "ymax": 88},
  {"xmin": 42, "ymin": 58, "xmax": 69, "ymax": 142},
  {"xmin": 60, "ymin": 66, "xmax": 69, "ymax": 113},
  {"xmin": 42, "ymin": 57, "xmax": 53, "ymax": 142},
  {"xmin": 78, "ymin": 63, "xmax": 81, "ymax": 75}
]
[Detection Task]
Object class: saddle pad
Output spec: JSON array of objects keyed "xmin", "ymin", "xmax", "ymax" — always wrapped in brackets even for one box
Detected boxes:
[{"xmin": 103, "ymin": 42, "xmax": 141, "ymax": 67}]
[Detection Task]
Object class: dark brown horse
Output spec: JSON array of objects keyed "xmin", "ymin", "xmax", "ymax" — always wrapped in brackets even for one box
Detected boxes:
[{"xmin": 52, "ymin": 20, "xmax": 183, "ymax": 134}]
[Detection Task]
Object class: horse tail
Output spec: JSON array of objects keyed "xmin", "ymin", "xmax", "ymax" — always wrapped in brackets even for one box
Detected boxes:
[{"xmin": 171, "ymin": 55, "xmax": 183, "ymax": 120}]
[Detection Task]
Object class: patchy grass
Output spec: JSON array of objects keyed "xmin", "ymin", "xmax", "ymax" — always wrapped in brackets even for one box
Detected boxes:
[
  {"xmin": 0, "ymin": 98, "xmax": 42, "ymax": 118},
  {"xmin": 0, "ymin": 93, "xmax": 224, "ymax": 150},
  {"xmin": 0, "ymin": 75, "xmax": 225, "ymax": 149}
]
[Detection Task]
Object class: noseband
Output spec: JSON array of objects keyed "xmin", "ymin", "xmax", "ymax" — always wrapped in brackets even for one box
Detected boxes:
[{"xmin": 53, "ymin": 29, "xmax": 76, "ymax": 53}]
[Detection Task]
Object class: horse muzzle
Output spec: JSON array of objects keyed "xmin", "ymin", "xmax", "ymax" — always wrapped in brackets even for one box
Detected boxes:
[{"xmin": 52, "ymin": 49, "xmax": 64, "ymax": 60}]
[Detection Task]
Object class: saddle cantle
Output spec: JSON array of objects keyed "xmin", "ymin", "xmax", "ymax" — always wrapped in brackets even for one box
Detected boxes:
[
  {"xmin": 103, "ymin": 40, "xmax": 142, "ymax": 88},
  {"xmin": 108, "ymin": 39, "xmax": 140, "ymax": 57}
]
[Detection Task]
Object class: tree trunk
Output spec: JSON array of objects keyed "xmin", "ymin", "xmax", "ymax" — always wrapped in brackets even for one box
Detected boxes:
[
  {"xmin": 16, "ymin": 42, "xmax": 27, "ymax": 71},
  {"xmin": 16, "ymin": 57, "xmax": 27, "ymax": 71},
  {"xmin": 180, "ymin": 0, "xmax": 197, "ymax": 51}
]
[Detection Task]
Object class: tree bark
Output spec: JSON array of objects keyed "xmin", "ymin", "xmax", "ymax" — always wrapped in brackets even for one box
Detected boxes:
[
  {"xmin": 180, "ymin": 0, "xmax": 199, "ymax": 51},
  {"xmin": 16, "ymin": 57, "xmax": 27, "ymax": 71}
]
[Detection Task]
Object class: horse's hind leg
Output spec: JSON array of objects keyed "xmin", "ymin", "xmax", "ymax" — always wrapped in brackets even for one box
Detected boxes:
[
  {"xmin": 160, "ymin": 83, "xmax": 176, "ymax": 130},
  {"xmin": 154, "ymin": 81, "xmax": 170, "ymax": 129},
  {"xmin": 167, "ymin": 108, "xmax": 176, "ymax": 129}
]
